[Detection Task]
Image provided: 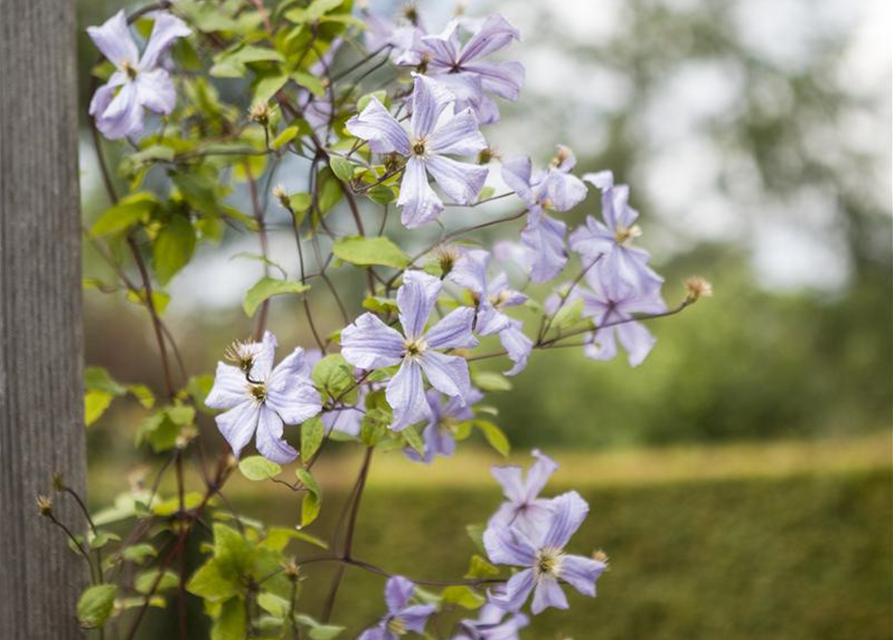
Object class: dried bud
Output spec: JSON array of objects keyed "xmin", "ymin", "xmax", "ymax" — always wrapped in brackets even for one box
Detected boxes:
[
  {"xmin": 52, "ymin": 473, "xmax": 66, "ymax": 492},
  {"xmin": 593, "ymin": 549, "xmax": 610, "ymax": 568},
  {"xmin": 176, "ymin": 425, "xmax": 199, "ymax": 450},
  {"xmin": 402, "ymin": 2, "xmax": 420, "ymax": 25},
  {"xmin": 248, "ymin": 102, "xmax": 273, "ymax": 126},
  {"xmin": 37, "ymin": 495, "xmax": 53, "ymax": 517},
  {"xmin": 432, "ymin": 244, "xmax": 463, "ymax": 277},
  {"xmin": 477, "ymin": 146, "xmax": 500, "ymax": 165},
  {"xmin": 550, "ymin": 145, "xmax": 572, "ymax": 169},
  {"xmin": 225, "ymin": 338, "xmax": 256, "ymax": 373},
  {"xmin": 383, "ymin": 152, "xmax": 406, "ymax": 174},
  {"xmin": 272, "ymin": 184, "xmax": 291, "ymax": 210},
  {"xmin": 684, "ymin": 276, "xmax": 713, "ymax": 303},
  {"xmin": 283, "ymin": 560, "xmax": 300, "ymax": 579}
]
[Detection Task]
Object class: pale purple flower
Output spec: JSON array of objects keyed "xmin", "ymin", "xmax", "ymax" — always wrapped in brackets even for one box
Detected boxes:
[
  {"xmin": 453, "ymin": 604, "xmax": 529, "ymax": 640},
  {"xmin": 502, "ymin": 147, "xmax": 588, "ymax": 282},
  {"xmin": 358, "ymin": 576, "xmax": 436, "ymax": 640},
  {"xmin": 88, "ymin": 10, "xmax": 191, "ymax": 139},
  {"xmin": 579, "ymin": 267, "xmax": 667, "ymax": 367},
  {"xmin": 484, "ymin": 491, "xmax": 607, "ymax": 614},
  {"xmin": 346, "ymin": 74, "xmax": 488, "ymax": 228},
  {"xmin": 569, "ymin": 171, "xmax": 664, "ymax": 291},
  {"xmin": 450, "ymin": 249, "xmax": 532, "ymax": 375},
  {"xmin": 415, "ymin": 15, "xmax": 525, "ymax": 124},
  {"xmin": 405, "ymin": 388, "xmax": 483, "ymax": 463},
  {"xmin": 205, "ymin": 332, "xmax": 322, "ymax": 463},
  {"xmin": 488, "ymin": 450, "xmax": 558, "ymax": 541},
  {"xmin": 361, "ymin": 8, "xmax": 427, "ymax": 66},
  {"xmin": 340, "ymin": 270, "xmax": 478, "ymax": 431}
]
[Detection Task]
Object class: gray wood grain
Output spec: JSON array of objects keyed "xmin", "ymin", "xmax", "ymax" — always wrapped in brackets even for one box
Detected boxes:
[{"xmin": 0, "ymin": 0, "xmax": 87, "ymax": 637}]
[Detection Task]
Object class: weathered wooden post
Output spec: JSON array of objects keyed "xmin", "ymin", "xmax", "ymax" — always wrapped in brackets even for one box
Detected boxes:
[{"xmin": 0, "ymin": 0, "xmax": 87, "ymax": 638}]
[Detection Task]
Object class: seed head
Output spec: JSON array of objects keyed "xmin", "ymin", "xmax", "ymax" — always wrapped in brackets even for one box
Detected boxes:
[{"xmin": 684, "ymin": 276, "xmax": 713, "ymax": 303}]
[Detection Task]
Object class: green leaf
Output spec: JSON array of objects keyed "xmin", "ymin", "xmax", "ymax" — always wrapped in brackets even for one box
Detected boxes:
[
  {"xmin": 329, "ymin": 156, "xmax": 357, "ymax": 182},
  {"xmin": 312, "ymin": 354, "xmax": 355, "ymax": 400},
  {"xmin": 272, "ymin": 126, "xmax": 299, "ymax": 150},
  {"xmin": 291, "ymin": 71, "xmax": 326, "ymax": 98},
  {"xmin": 332, "ymin": 236, "xmax": 410, "ymax": 269},
  {"xmin": 243, "ymin": 276, "xmax": 310, "ymax": 317},
  {"xmin": 85, "ymin": 390, "xmax": 114, "ymax": 427},
  {"xmin": 239, "ymin": 456, "xmax": 283, "ymax": 481},
  {"xmin": 85, "ymin": 366, "xmax": 127, "ymax": 395},
  {"xmin": 125, "ymin": 289, "xmax": 171, "ymax": 316},
  {"xmin": 91, "ymin": 192, "xmax": 157, "ymax": 236},
  {"xmin": 296, "ymin": 614, "xmax": 345, "ymax": 640},
  {"xmin": 135, "ymin": 569, "xmax": 179, "ymax": 594},
  {"xmin": 127, "ymin": 384, "xmax": 155, "ymax": 408},
  {"xmin": 151, "ymin": 491, "xmax": 203, "ymax": 517},
  {"xmin": 471, "ymin": 370, "xmax": 513, "ymax": 392},
  {"xmin": 210, "ymin": 45, "xmax": 285, "ymax": 78},
  {"xmin": 187, "ymin": 559, "xmax": 239, "ymax": 603},
  {"xmin": 367, "ymin": 184, "xmax": 396, "ymax": 205},
  {"xmin": 77, "ymin": 584, "xmax": 117, "ymax": 629},
  {"xmin": 295, "ymin": 468, "xmax": 321, "ymax": 526},
  {"xmin": 465, "ymin": 554, "xmax": 500, "ymax": 579},
  {"xmin": 466, "ymin": 524, "xmax": 486, "ymax": 555},
  {"xmin": 213, "ymin": 523, "xmax": 253, "ymax": 579},
  {"xmin": 361, "ymin": 296, "xmax": 399, "ymax": 314},
  {"xmin": 88, "ymin": 530, "xmax": 121, "ymax": 549},
  {"xmin": 262, "ymin": 527, "xmax": 329, "ymax": 551},
  {"xmin": 316, "ymin": 167, "xmax": 343, "ymax": 214},
  {"xmin": 257, "ymin": 592, "xmax": 290, "ymax": 618},
  {"xmin": 551, "ymin": 298, "xmax": 585, "ymax": 330},
  {"xmin": 212, "ymin": 597, "xmax": 247, "ymax": 640},
  {"xmin": 401, "ymin": 427, "xmax": 425, "ymax": 457},
  {"xmin": 122, "ymin": 543, "xmax": 158, "ymax": 564},
  {"xmin": 473, "ymin": 419, "xmax": 510, "ymax": 457},
  {"xmin": 153, "ymin": 214, "xmax": 196, "ymax": 285},
  {"xmin": 301, "ymin": 417, "xmax": 325, "ymax": 460},
  {"xmin": 253, "ymin": 71, "xmax": 288, "ymax": 105},
  {"xmin": 441, "ymin": 585, "xmax": 486, "ymax": 610},
  {"xmin": 357, "ymin": 90, "xmax": 388, "ymax": 112}
]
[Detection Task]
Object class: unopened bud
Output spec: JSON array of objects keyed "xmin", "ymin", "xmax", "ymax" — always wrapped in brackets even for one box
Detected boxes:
[
  {"xmin": 273, "ymin": 184, "xmax": 291, "ymax": 210},
  {"xmin": 37, "ymin": 495, "xmax": 53, "ymax": 517},
  {"xmin": 225, "ymin": 454, "xmax": 239, "ymax": 471},
  {"xmin": 284, "ymin": 560, "xmax": 300, "ymax": 579},
  {"xmin": 684, "ymin": 276, "xmax": 713, "ymax": 303},
  {"xmin": 176, "ymin": 426, "xmax": 199, "ymax": 450},
  {"xmin": 478, "ymin": 146, "xmax": 500, "ymax": 165}
]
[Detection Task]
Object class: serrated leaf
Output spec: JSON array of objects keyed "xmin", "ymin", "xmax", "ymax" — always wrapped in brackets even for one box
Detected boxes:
[
  {"xmin": 239, "ymin": 456, "xmax": 282, "ymax": 481},
  {"xmin": 332, "ymin": 236, "xmax": 409, "ymax": 269},
  {"xmin": 301, "ymin": 417, "xmax": 325, "ymax": 460},
  {"xmin": 77, "ymin": 584, "xmax": 117, "ymax": 629},
  {"xmin": 295, "ymin": 468, "xmax": 321, "ymax": 526},
  {"xmin": 243, "ymin": 276, "xmax": 310, "ymax": 317},
  {"xmin": 187, "ymin": 559, "xmax": 239, "ymax": 603}
]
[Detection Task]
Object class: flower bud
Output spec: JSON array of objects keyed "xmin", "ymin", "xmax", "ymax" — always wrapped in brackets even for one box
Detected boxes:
[
  {"xmin": 478, "ymin": 146, "xmax": 500, "ymax": 165},
  {"xmin": 273, "ymin": 184, "xmax": 291, "ymax": 210},
  {"xmin": 248, "ymin": 102, "xmax": 273, "ymax": 126},
  {"xmin": 283, "ymin": 560, "xmax": 300, "ymax": 579}
]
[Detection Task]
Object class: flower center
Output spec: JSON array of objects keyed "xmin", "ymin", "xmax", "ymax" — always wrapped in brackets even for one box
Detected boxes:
[
  {"xmin": 535, "ymin": 547, "xmax": 564, "ymax": 578},
  {"xmin": 411, "ymin": 138, "xmax": 427, "ymax": 157},
  {"xmin": 249, "ymin": 382, "xmax": 267, "ymax": 404},
  {"xmin": 404, "ymin": 337, "xmax": 428, "ymax": 358},
  {"xmin": 615, "ymin": 224, "xmax": 642, "ymax": 246},
  {"xmin": 489, "ymin": 290, "xmax": 511, "ymax": 307},
  {"xmin": 121, "ymin": 60, "xmax": 139, "ymax": 80},
  {"xmin": 387, "ymin": 616, "xmax": 407, "ymax": 636}
]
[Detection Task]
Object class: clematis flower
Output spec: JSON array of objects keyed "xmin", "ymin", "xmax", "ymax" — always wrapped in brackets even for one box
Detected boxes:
[
  {"xmin": 361, "ymin": 5, "xmax": 428, "ymax": 66},
  {"xmin": 450, "ymin": 249, "xmax": 532, "ymax": 375},
  {"xmin": 340, "ymin": 270, "xmax": 478, "ymax": 431},
  {"xmin": 405, "ymin": 388, "xmax": 483, "ymax": 464},
  {"xmin": 569, "ymin": 171, "xmax": 663, "ymax": 291},
  {"xmin": 414, "ymin": 15, "xmax": 525, "ymax": 124},
  {"xmin": 87, "ymin": 10, "xmax": 191, "ymax": 139},
  {"xmin": 501, "ymin": 146, "xmax": 588, "ymax": 283},
  {"xmin": 346, "ymin": 74, "xmax": 489, "ymax": 228},
  {"xmin": 453, "ymin": 603, "xmax": 529, "ymax": 640},
  {"xmin": 484, "ymin": 491, "xmax": 607, "ymax": 614},
  {"xmin": 205, "ymin": 332, "xmax": 322, "ymax": 463},
  {"xmin": 579, "ymin": 267, "xmax": 667, "ymax": 367},
  {"xmin": 358, "ymin": 576, "xmax": 436, "ymax": 640},
  {"xmin": 488, "ymin": 450, "xmax": 558, "ymax": 541}
]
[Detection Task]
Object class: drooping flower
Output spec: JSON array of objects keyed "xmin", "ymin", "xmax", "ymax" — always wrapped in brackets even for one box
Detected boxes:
[
  {"xmin": 488, "ymin": 450, "xmax": 558, "ymax": 541},
  {"xmin": 484, "ymin": 491, "xmax": 607, "ymax": 614},
  {"xmin": 87, "ymin": 10, "xmax": 191, "ymax": 139},
  {"xmin": 205, "ymin": 332, "xmax": 322, "ymax": 463},
  {"xmin": 358, "ymin": 576, "xmax": 436, "ymax": 640},
  {"xmin": 346, "ymin": 73, "xmax": 488, "ymax": 228},
  {"xmin": 578, "ymin": 267, "xmax": 667, "ymax": 367},
  {"xmin": 405, "ymin": 388, "xmax": 483, "ymax": 464},
  {"xmin": 453, "ymin": 603, "xmax": 529, "ymax": 640},
  {"xmin": 501, "ymin": 146, "xmax": 588, "ymax": 282},
  {"xmin": 340, "ymin": 270, "xmax": 478, "ymax": 430},
  {"xmin": 450, "ymin": 249, "xmax": 532, "ymax": 375},
  {"xmin": 414, "ymin": 15, "xmax": 525, "ymax": 124},
  {"xmin": 568, "ymin": 171, "xmax": 663, "ymax": 291}
]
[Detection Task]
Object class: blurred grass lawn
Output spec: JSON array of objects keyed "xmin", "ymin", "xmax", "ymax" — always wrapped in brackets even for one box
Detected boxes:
[{"xmin": 106, "ymin": 433, "xmax": 891, "ymax": 640}]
